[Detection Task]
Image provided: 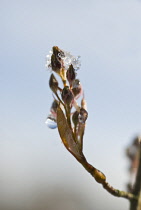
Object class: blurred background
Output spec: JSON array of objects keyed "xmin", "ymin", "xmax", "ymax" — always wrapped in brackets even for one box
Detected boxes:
[{"xmin": 0, "ymin": 0, "xmax": 141, "ymax": 209}]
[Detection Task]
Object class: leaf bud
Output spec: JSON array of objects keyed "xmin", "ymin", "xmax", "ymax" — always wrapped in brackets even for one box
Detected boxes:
[
  {"xmin": 51, "ymin": 54, "xmax": 61, "ymax": 72},
  {"xmin": 52, "ymin": 46, "xmax": 65, "ymax": 60},
  {"xmin": 72, "ymin": 79, "xmax": 82, "ymax": 98},
  {"xmin": 61, "ymin": 86, "xmax": 74, "ymax": 106},
  {"xmin": 79, "ymin": 108, "xmax": 88, "ymax": 124},
  {"xmin": 49, "ymin": 73, "xmax": 58, "ymax": 93},
  {"xmin": 93, "ymin": 169, "xmax": 106, "ymax": 184},
  {"xmin": 66, "ymin": 64, "xmax": 76, "ymax": 86},
  {"xmin": 72, "ymin": 111, "xmax": 79, "ymax": 126}
]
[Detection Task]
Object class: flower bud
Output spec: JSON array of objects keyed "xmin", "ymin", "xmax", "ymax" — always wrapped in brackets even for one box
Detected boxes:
[
  {"xmin": 79, "ymin": 108, "xmax": 88, "ymax": 124},
  {"xmin": 72, "ymin": 111, "xmax": 79, "ymax": 126},
  {"xmin": 66, "ymin": 64, "xmax": 76, "ymax": 86},
  {"xmin": 49, "ymin": 73, "xmax": 58, "ymax": 93},
  {"xmin": 61, "ymin": 86, "xmax": 74, "ymax": 106}
]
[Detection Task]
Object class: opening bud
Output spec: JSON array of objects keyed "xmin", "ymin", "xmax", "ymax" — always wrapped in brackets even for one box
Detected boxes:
[
  {"xmin": 66, "ymin": 64, "xmax": 76, "ymax": 86},
  {"xmin": 61, "ymin": 86, "xmax": 74, "ymax": 106},
  {"xmin": 49, "ymin": 73, "xmax": 58, "ymax": 93}
]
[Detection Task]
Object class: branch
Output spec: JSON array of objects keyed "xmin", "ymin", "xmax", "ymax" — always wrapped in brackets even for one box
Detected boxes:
[
  {"xmin": 79, "ymin": 157, "xmax": 138, "ymax": 201},
  {"xmin": 48, "ymin": 46, "xmax": 140, "ymax": 205},
  {"xmin": 130, "ymin": 141, "xmax": 141, "ymax": 210}
]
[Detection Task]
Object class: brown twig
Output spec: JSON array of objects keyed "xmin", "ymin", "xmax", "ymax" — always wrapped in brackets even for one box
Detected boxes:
[
  {"xmin": 77, "ymin": 156, "xmax": 138, "ymax": 201},
  {"xmin": 130, "ymin": 141, "xmax": 141, "ymax": 210}
]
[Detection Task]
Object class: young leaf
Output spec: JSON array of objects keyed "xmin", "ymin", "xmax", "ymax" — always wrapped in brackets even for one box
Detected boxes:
[{"xmin": 57, "ymin": 105, "xmax": 83, "ymax": 160}]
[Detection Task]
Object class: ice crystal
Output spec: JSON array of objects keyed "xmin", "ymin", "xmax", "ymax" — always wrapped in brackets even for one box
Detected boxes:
[
  {"xmin": 63, "ymin": 51, "xmax": 81, "ymax": 71},
  {"xmin": 45, "ymin": 50, "xmax": 52, "ymax": 69},
  {"xmin": 45, "ymin": 48, "xmax": 81, "ymax": 71}
]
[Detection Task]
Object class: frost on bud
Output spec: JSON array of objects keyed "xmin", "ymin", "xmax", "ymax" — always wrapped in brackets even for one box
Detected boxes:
[
  {"xmin": 72, "ymin": 111, "xmax": 79, "ymax": 126},
  {"xmin": 51, "ymin": 46, "xmax": 65, "ymax": 72},
  {"xmin": 61, "ymin": 86, "xmax": 74, "ymax": 106},
  {"xmin": 52, "ymin": 46, "xmax": 65, "ymax": 60},
  {"xmin": 49, "ymin": 73, "xmax": 58, "ymax": 93},
  {"xmin": 51, "ymin": 54, "xmax": 61, "ymax": 72},
  {"xmin": 79, "ymin": 108, "xmax": 88, "ymax": 124},
  {"xmin": 72, "ymin": 79, "xmax": 82, "ymax": 99},
  {"xmin": 66, "ymin": 64, "xmax": 76, "ymax": 86}
]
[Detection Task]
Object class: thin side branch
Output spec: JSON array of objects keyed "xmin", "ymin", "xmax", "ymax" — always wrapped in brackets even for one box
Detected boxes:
[
  {"xmin": 103, "ymin": 182, "xmax": 138, "ymax": 200},
  {"xmin": 130, "ymin": 141, "xmax": 141, "ymax": 210}
]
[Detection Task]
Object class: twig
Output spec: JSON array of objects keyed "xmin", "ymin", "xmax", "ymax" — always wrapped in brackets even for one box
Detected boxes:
[
  {"xmin": 130, "ymin": 141, "xmax": 141, "ymax": 210},
  {"xmin": 103, "ymin": 182, "xmax": 137, "ymax": 200},
  {"xmin": 78, "ymin": 156, "xmax": 138, "ymax": 201}
]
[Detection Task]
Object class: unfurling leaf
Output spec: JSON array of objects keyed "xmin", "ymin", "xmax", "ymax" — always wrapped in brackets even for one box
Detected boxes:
[
  {"xmin": 76, "ymin": 123, "xmax": 85, "ymax": 151},
  {"xmin": 57, "ymin": 105, "xmax": 83, "ymax": 160},
  {"xmin": 73, "ymin": 108, "xmax": 88, "ymax": 150}
]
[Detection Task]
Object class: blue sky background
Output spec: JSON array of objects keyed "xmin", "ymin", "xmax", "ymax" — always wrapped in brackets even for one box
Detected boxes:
[{"xmin": 0, "ymin": 0, "xmax": 141, "ymax": 209}]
